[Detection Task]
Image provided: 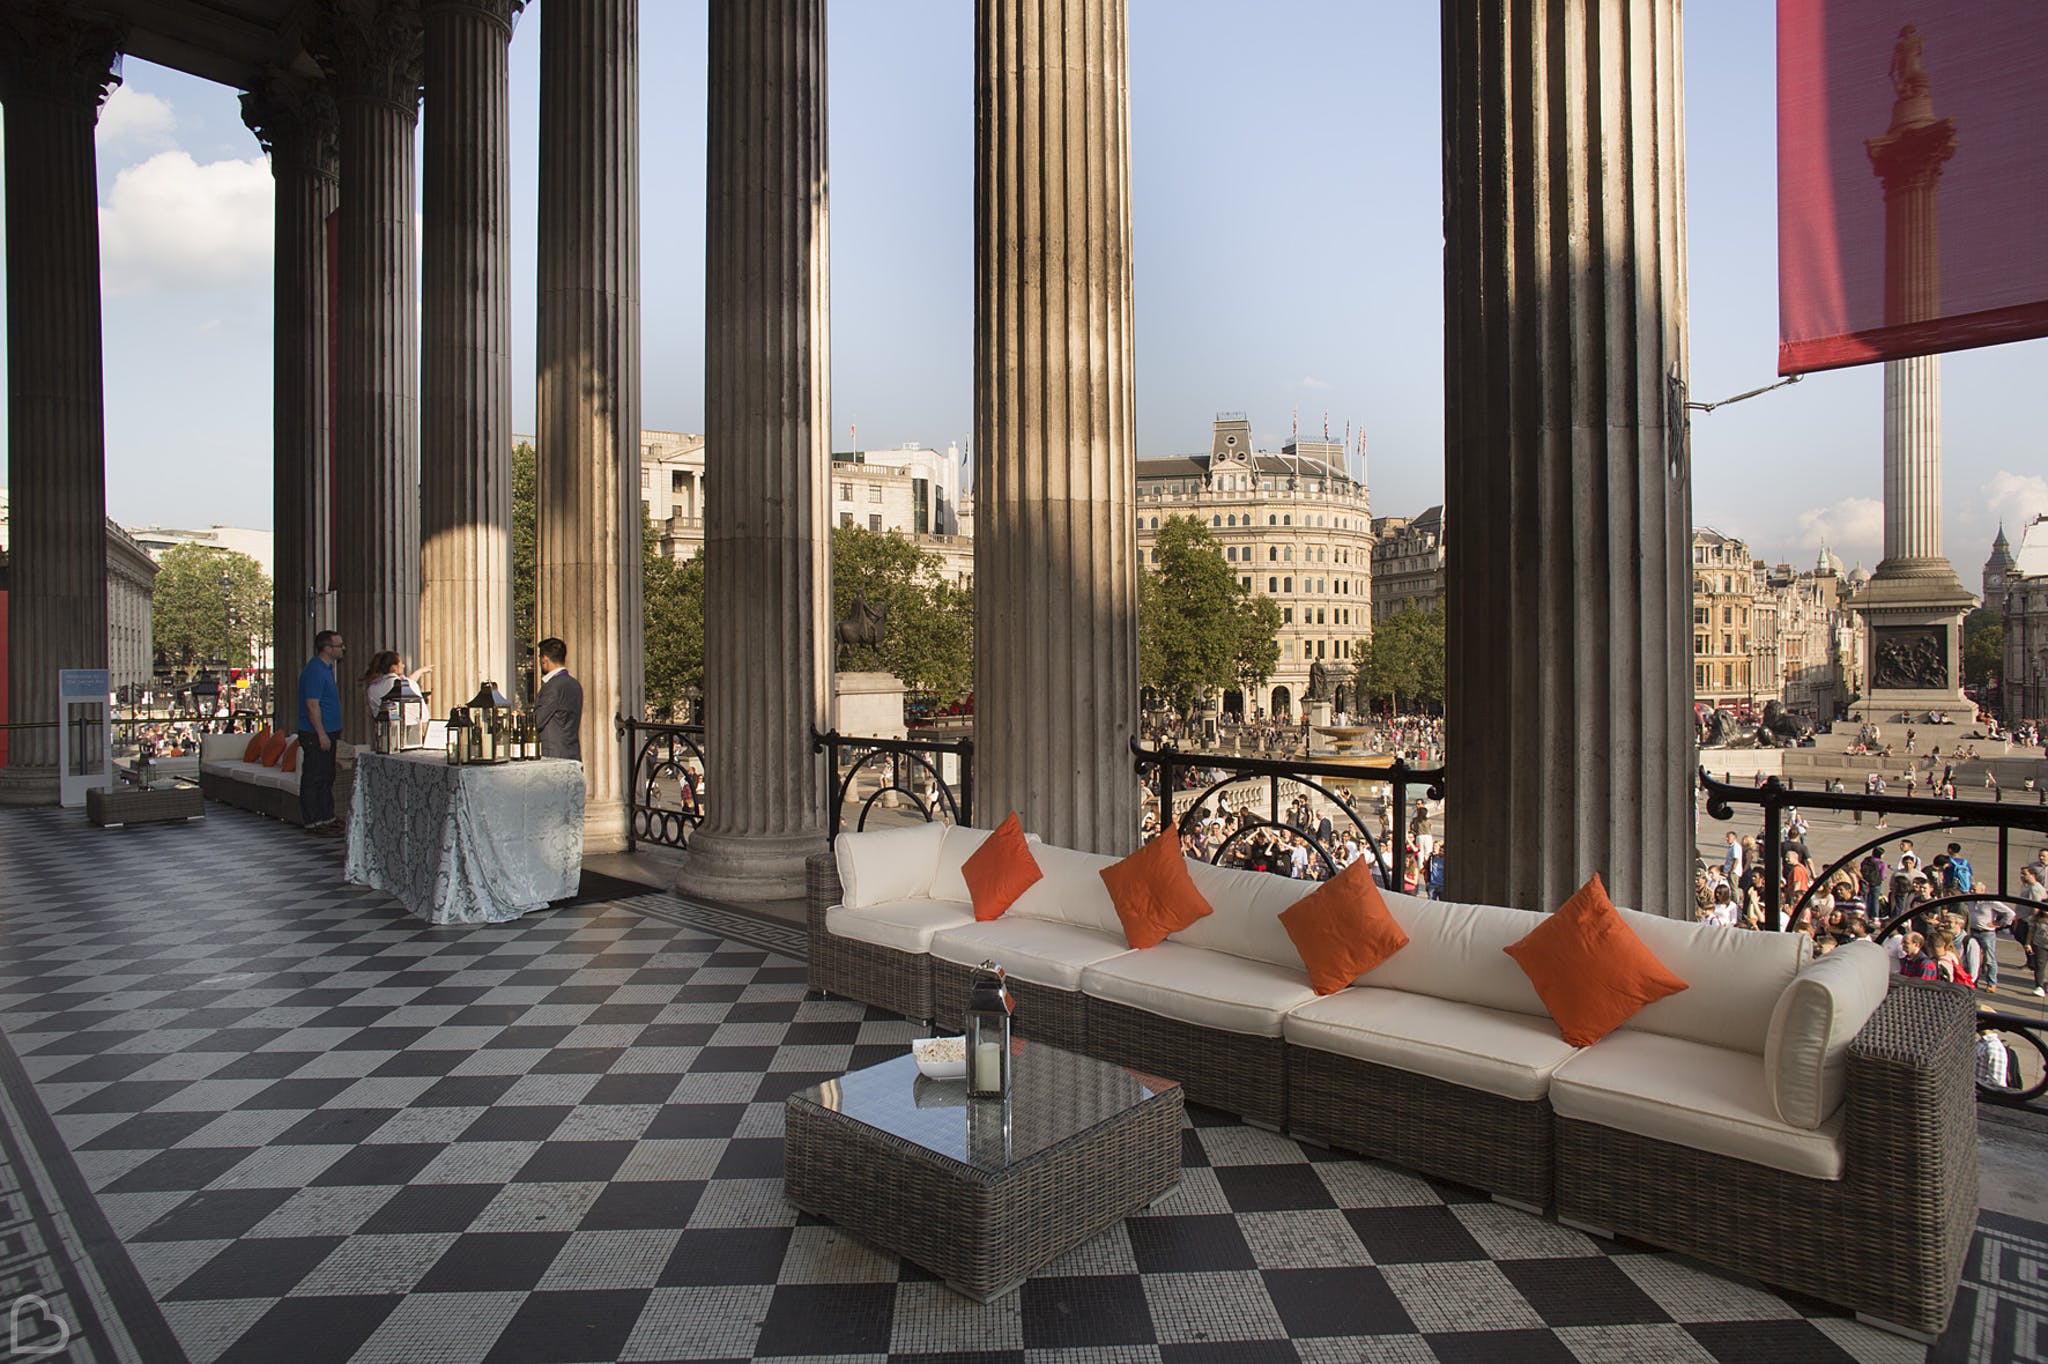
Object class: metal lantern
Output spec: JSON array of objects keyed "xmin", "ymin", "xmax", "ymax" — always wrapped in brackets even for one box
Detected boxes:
[
  {"xmin": 965, "ymin": 960, "xmax": 1015, "ymax": 1099},
  {"xmin": 466, "ymin": 683, "xmax": 511, "ymax": 764},
  {"xmin": 386, "ymin": 674, "xmax": 426, "ymax": 750},
  {"xmin": 446, "ymin": 706, "xmax": 470, "ymax": 765},
  {"xmin": 372, "ymin": 697, "xmax": 400, "ymax": 755}
]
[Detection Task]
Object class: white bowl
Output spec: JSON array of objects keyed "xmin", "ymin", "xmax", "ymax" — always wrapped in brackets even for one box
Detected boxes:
[{"xmin": 911, "ymin": 1036, "xmax": 968, "ymax": 1081}]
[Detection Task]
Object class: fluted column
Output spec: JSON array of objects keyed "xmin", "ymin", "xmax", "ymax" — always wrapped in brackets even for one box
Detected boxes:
[
  {"xmin": 973, "ymin": 0, "xmax": 1140, "ymax": 856},
  {"xmin": 536, "ymin": 0, "xmax": 640, "ymax": 850},
  {"xmin": 322, "ymin": 0, "xmax": 423, "ymax": 693},
  {"xmin": 678, "ymin": 0, "xmax": 832, "ymax": 901},
  {"xmin": 1442, "ymin": 0, "xmax": 1691, "ymax": 917},
  {"xmin": 242, "ymin": 74, "xmax": 339, "ymax": 734},
  {"xmin": 421, "ymin": 0, "xmax": 520, "ymax": 705},
  {"xmin": 0, "ymin": 7, "xmax": 123, "ymax": 802}
]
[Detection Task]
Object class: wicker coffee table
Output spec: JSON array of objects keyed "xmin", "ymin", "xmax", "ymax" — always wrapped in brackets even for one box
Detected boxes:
[
  {"xmin": 86, "ymin": 781, "xmax": 203, "ymax": 828},
  {"xmin": 785, "ymin": 1040, "xmax": 1183, "ymax": 1301}
]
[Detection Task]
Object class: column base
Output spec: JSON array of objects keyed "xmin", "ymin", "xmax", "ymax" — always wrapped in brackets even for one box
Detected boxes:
[
  {"xmin": 0, "ymin": 768, "xmax": 60, "ymax": 806},
  {"xmin": 674, "ymin": 827, "xmax": 825, "ymax": 902},
  {"xmin": 582, "ymin": 798, "xmax": 628, "ymax": 856}
]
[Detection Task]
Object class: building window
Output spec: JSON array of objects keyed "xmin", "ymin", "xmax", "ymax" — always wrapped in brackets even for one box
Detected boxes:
[
  {"xmin": 1242, "ymin": 577, "xmax": 1252, "ymax": 591},
  {"xmin": 1695, "ymin": 635, "xmax": 1706, "ymax": 655},
  {"xmin": 1269, "ymin": 547, "xmax": 1278, "ymax": 561},
  {"xmin": 1284, "ymin": 578, "xmax": 1293, "ymax": 593},
  {"xmin": 869, "ymin": 514, "xmax": 882, "ymax": 532},
  {"xmin": 840, "ymin": 512, "xmax": 854, "ymax": 529},
  {"xmin": 1212, "ymin": 516, "xmax": 1222, "ymax": 528},
  {"xmin": 1694, "ymin": 607, "xmax": 1707, "ymax": 625},
  {"xmin": 1283, "ymin": 608, "xmax": 1294, "ymax": 624},
  {"xmin": 1269, "ymin": 577, "xmax": 1279, "ymax": 592},
  {"xmin": 1150, "ymin": 517, "xmax": 1158, "ymax": 529},
  {"xmin": 1317, "ymin": 609, "xmax": 1326, "ymax": 625},
  {"xmin": 1722, "ymin": 607, "xmax": 1732, "ymax": 625},
  {"xmin": 1723, "ymin": 663, "xmax": 1734, "ymax": 688},
  {"xmin": 1269, "ymin": 515, "xmax": 1277, "ymax": 526},
  {"xmin": 838, "ymin": 482, "xmax": 852, "ymax": 502}
]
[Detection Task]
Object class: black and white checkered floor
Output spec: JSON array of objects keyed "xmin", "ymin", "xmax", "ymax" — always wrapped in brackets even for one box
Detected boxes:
[{"xmin": 0, "ymin": 803, "xmax": 2033, "ymax": 1363}]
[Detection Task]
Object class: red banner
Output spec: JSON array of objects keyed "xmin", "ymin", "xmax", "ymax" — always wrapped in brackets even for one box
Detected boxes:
[{"xmin": 1778, "ymin": 2, "xmax": 2048, "ymax": 374}]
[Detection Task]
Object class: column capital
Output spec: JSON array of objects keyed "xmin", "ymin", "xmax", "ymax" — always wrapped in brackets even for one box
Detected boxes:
[
  {"xmin": 316, "ymin": 0, "xmax": 424, "ymax": 118},
  {"xmin": 421, "ymin": 0, "xmax": 524, "ymax": 38},
  {"xmin": 241, "ymin": 71, "xmax": 340, "ymax": 182},
  {"xmin": 0, "ymin": 4, "xmax": 124, "ymax": 115}
]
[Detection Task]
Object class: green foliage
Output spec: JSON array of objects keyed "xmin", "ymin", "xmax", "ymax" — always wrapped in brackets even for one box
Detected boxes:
[
  {"xmin": 152, "ymin": 544, "xmax": 271, "ymax": 672},
  {"xmin": 1964, "ymin": 618, "xmax": 2003, "ymax": 689},
  {"xmin": 643, "ymin": 506, "xmax": 705, "ymax": 716},
  {"xmin": 1354, "ymin": 605, "xmax": 1445, "ymax": 713},
  {"xmin": 512, "ymin": 442, "xmax": 537, "ymax": 666},
  {"xmin": 830, "ymin": 525, "xmax": 973, "ymax": 695},
  {"xmin": 1138, "ymin": 515, "xmax": 1276, "ymax": 716}
]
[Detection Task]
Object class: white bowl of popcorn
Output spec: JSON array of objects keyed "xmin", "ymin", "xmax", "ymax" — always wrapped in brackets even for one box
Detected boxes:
[{"xmin": 911, "ymin": 1035, "xmax": 968, "ymax": 1080}]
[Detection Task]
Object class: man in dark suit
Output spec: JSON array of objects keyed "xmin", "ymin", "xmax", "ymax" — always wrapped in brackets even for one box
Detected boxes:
[{"xmin": 534, "ymin": 637, "xmax": 583, "ymax": 761}]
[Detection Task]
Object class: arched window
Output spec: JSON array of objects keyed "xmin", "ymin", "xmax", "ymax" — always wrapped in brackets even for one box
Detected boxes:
[
  {"xmin": 1268, "ymin": 515, "xmax": 1277, "ymax": 526},
  {"xmin": 1268, "ymin": 577, "xmax": 1278, "ymax": 592},
  {"xmin": 1149, "ymin": 517, "xmax": 1158, "ymax": 529},
  {"xmin": 1283, "ymin": 515, "xmax": 1292, "ymax": 526},
  {"xmin": 1284, "ymin": 577, "xmax": 1293, "ymax": 593},
  {"xmin": 1213, "ymin": 516, "xmax": 1222, "ymax": 528}
]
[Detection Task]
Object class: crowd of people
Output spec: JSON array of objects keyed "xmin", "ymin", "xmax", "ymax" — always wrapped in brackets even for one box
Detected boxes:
[
  {"xmin": 1141, "ymin": 785, "xmax": 1448, "ymax": 898},
  {"xmin": 1699, "ymin": 827, "xmax": 2048, "ymax": 995}
]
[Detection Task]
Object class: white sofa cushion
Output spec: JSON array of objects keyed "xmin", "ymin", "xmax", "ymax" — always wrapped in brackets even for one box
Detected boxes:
[
  {"xmin": 928, "ymin": 824, "xmax": 1045, "ymax": 904},
  {"xmin": 1174, "ymin": 859, "xmax": 1317, "ymax": 969},
  {"xmin": 929, "ymin": 918, "xmax": 1131, "ymax": 991},
  {"xmin": 250, "ymin": 763, "xmax": 300, "ymax": 793},
  {"xmin": 835, "ymin": 823, "xmax": 949, "ymax": 909},
  {"xmin": 1080, "ymin": 942, "xmax": 1318, "ymax": 1038},
  {"xmin": 1284, "ymin": 987, "xmax": 1580, "ymax": 1103},
  {"xmin": 1361, "ymin": 895, "xmax": 1551, "ymax": 1020},
  {"xmin": 825, "ymin": 897, "xmax": 973, "ymax": 954},
  {"xmin": 1764, "ymin": 941, "xmax": 1892, "ymax": 1129},
  {"xmin": 1005, "ymin": 844, "xmax": 1125, "ymax": 936},
  {"xmin": 1550, "ymin": 1029, "xmax": 1845, "ymax": 1180},
  {"xmin": 1615, "ymin": 908, "xmax": 1807, "ymax": 1056}
]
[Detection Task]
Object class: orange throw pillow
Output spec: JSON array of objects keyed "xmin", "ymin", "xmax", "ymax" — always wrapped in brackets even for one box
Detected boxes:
[
  {"xmin": 259, "ymin": 733, "xmax": 290, "ymax": 767},
  {"xmin": 962, "ymin": 812, "xmax": 1044, "ymax": 921},
  {"xmin": 243, "ymin": 729, "xmax": 269, "ymax": 763},
  {"xmin": 1280, "ymin": 861, "xmax": 1411, "ymax": 994},
  {"xmin": 1504, "ymin": 873, "xmax": 1689, "ymax": 1047},
  {"xmin": 1100, "ymin": 834, "xmax": 1214, "ymax": 948},
  {"xmin": 281, "ymin": 739, "xmax": 300, "ymax": 774}
]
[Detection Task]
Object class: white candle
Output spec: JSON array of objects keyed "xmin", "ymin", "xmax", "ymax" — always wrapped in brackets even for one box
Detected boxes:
[{"xmin": 973, "ymin": 1041, "xmax": 1002, "ymax": 1092}]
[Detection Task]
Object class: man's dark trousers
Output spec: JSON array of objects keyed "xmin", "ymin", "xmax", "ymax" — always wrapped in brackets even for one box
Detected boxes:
[{"xmin": 298, "ymin": 732, "xmax": 337, "ymax": 825}]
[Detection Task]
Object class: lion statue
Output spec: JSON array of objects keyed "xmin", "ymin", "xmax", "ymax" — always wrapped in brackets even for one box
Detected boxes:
[{"xmin": 1755, "ymin": 700, "xmax": 1813, "ymax": 749}]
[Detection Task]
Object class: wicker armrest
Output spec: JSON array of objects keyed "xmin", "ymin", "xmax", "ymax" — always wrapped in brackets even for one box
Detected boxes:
[
  {"xmin": 806, "ymin": 849, "xmax": 843, "ymax": 938},
  {"xmin": 1840, "ymin": 977, "xmax": 1979, "ymax": 1177}
]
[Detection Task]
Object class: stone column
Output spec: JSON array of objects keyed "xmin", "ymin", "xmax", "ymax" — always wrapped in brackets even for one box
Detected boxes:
[
  {"xmin": 973, "ymin": 0, "xmax": 1141, "ymax": 856},
  {"xmin": 322, "ymin": 0, "xmax": 423, "ymax": 696},
  {"xmin": 0, "ymin": 8, "xmax": 123, "ymax": 802},
  {"xmin": 420, "ymin": 0, "xmax": 520, "ymax": 708},
  {"xmin": 535, "ymin": 0, "xmax": 640, "ymax": 850},
  {"xmin": 677, "ymin": 0, "xmax": 832, "ymax": 901},
  {"xmin": 242, "ymin": 75, "xmax": 339, "ymax": 734},
  {"xmin": 1441, "ymin": 0, "xmax": 1692, "ymax": 917}
]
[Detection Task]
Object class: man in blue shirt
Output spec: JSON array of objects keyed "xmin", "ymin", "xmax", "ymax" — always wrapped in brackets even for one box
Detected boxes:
[{"xmin": 296, "ymin": 630, "xmax": 346, "ymax": 831}]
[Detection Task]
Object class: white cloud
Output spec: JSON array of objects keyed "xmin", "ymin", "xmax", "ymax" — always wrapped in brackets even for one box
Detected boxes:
[
  {"xmin": 98, "ymin": 151, "xmax": 272, "ymax": 297},
  {"xmin": 1298, "ymin": 376, "xmax": 1330, "ymax": 390},
  {"xmin": 1794, "ymin": 496, "xmax": 1884, "ymax": 567},
  {"xmin": 1983, "ymin": 470, "xmax": 2048, "ymax": 529},
  {"xmin": 95, "ymin": 86, "xmax": 176, "ymax": 151}
]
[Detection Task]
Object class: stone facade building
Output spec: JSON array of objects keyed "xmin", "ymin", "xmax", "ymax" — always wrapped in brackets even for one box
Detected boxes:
[
  {"xmin": 1692, "ymin": 527, "xmax": 1754, "ymax": 709},
  {"xmin": 105, "ymin": 522, "xmax": 158, "ymax": 700},
  {"xmin": 1371, "ymin": 506, "xmax": 1446, "ymax": 620},
  {"xmin": 1135, "ymin": 415, "xmax": 1373, "ymax": 720},
  {"xmin": 2003, "ymin": 515, "xmax": 2048, "ymax": 723},
  {"xmin": 1749, "ymin": 549, "xmax": 1861, "ymax": 721},
  {"xmin": 1983, "ymin": 524, "xmax": 2016, "ymax": 614}
]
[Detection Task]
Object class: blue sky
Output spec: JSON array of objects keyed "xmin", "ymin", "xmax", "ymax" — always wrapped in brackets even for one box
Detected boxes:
[{"xmin": 3, "ymin": 0, "xmax": 2042, "ymax": 576}]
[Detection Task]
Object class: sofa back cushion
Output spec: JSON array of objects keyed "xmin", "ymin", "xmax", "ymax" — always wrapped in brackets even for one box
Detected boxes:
[
  {"xmin": 1363, "ymin": 895, "xmax": 1552, "ymax": 1018},
  {"xmin": 1764, "ymin": 939, "xmax": 1892, "ymax": 1128},
  {"xmin": 1173, "ymin": 859, "xmax": 1317, "ymax": 969},
  {"xmin": 835, "ymin": 822, "xmax": 949, "ymax": 908},
  {"xmin": 1005, "ymin": 844, "xmax": 1125, "ymax": 936},
  {"xmin": 1616, "ymin": 909, "xmax": 1807, "ymax": 1055}
]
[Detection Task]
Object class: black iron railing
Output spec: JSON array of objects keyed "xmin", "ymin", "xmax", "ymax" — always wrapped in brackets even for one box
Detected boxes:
[
  {"xmin": 1701, "ymin": 767, "xmax": 2048, "ymax": 1107},
  {"xmin": 813, "ymin": 728, "xmax": 973, "ymax": 839},
  {"xmin": 619, "ymin": 718, "xmax": 706, "ymax": 852},
  {"xmin": 1133, "ymin": 737, "xmax": 1446, "ymax": 884}
]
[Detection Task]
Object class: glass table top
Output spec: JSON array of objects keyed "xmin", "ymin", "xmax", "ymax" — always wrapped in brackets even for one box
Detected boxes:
[{"xmin": 789, "ymin": 1040, "xmax": 1179, "ymax": 1174}]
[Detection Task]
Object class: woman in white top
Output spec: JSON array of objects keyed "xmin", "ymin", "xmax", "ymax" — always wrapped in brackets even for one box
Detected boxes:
[{"xmin": 362, "ymin": 651, "xmax": 433, "ymax": 729}]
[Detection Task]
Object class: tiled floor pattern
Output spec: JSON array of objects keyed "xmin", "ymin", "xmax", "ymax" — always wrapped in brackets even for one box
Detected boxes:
[{"xmin": 0, "ymin": 803, "xmax": 2029, "ymax": 1362}]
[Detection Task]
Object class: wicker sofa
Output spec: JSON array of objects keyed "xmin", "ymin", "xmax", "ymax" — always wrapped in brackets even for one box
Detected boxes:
[{"xmin": 806, "ymin": 822, "xmax": 1978, "ymax": 1337}]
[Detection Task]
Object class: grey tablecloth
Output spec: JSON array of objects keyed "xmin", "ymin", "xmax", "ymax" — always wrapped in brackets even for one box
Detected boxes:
[{"xmin": 345, "ymin": 751, "xmax": 585, "ymax": 924}]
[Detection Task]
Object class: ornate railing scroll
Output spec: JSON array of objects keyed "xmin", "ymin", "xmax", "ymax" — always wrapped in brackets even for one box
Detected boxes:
[
  {"xmin": 1132, "ymin": 737, "xmax": 1446, "ymax": 886},
  {"xmin": 619, "ymin": 718, "xmax": 707, "ymax": 852},
  {"xmin": 813, "ymin": 728, "xmax": 973, "ymax": 840}
]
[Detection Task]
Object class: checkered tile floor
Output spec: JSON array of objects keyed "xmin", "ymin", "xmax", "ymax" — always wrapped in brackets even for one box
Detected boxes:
[{"xmin": 0, "ymin": 803, "xmax": 2031, "ymax": 1362}]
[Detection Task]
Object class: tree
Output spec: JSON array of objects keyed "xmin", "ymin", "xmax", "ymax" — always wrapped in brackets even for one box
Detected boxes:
[
  {"xmin": 512, "ymin": 441, "xmax": 537, "ymax": 669},
  {"xmin": 1354, "ymin": 605, "xmax": 1445, "ymax": 714},
  {"xmin": 830, "ymin": 524, "xmax": 973, "ymax": 694},
  {"xmin": 152, "ymin": 544, "xmax": 271, "ymax": 673},
  {"xmin": 1138, "ymin": 515, "xmax": 1273, "ymax": 716},
  {"xmin": 643, "ymin": 506, "xmax": 705, "ymax": 716},
  {"xmin": 1963, "ymin": 614, "xmax": 2003, "ymax": 690}
]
